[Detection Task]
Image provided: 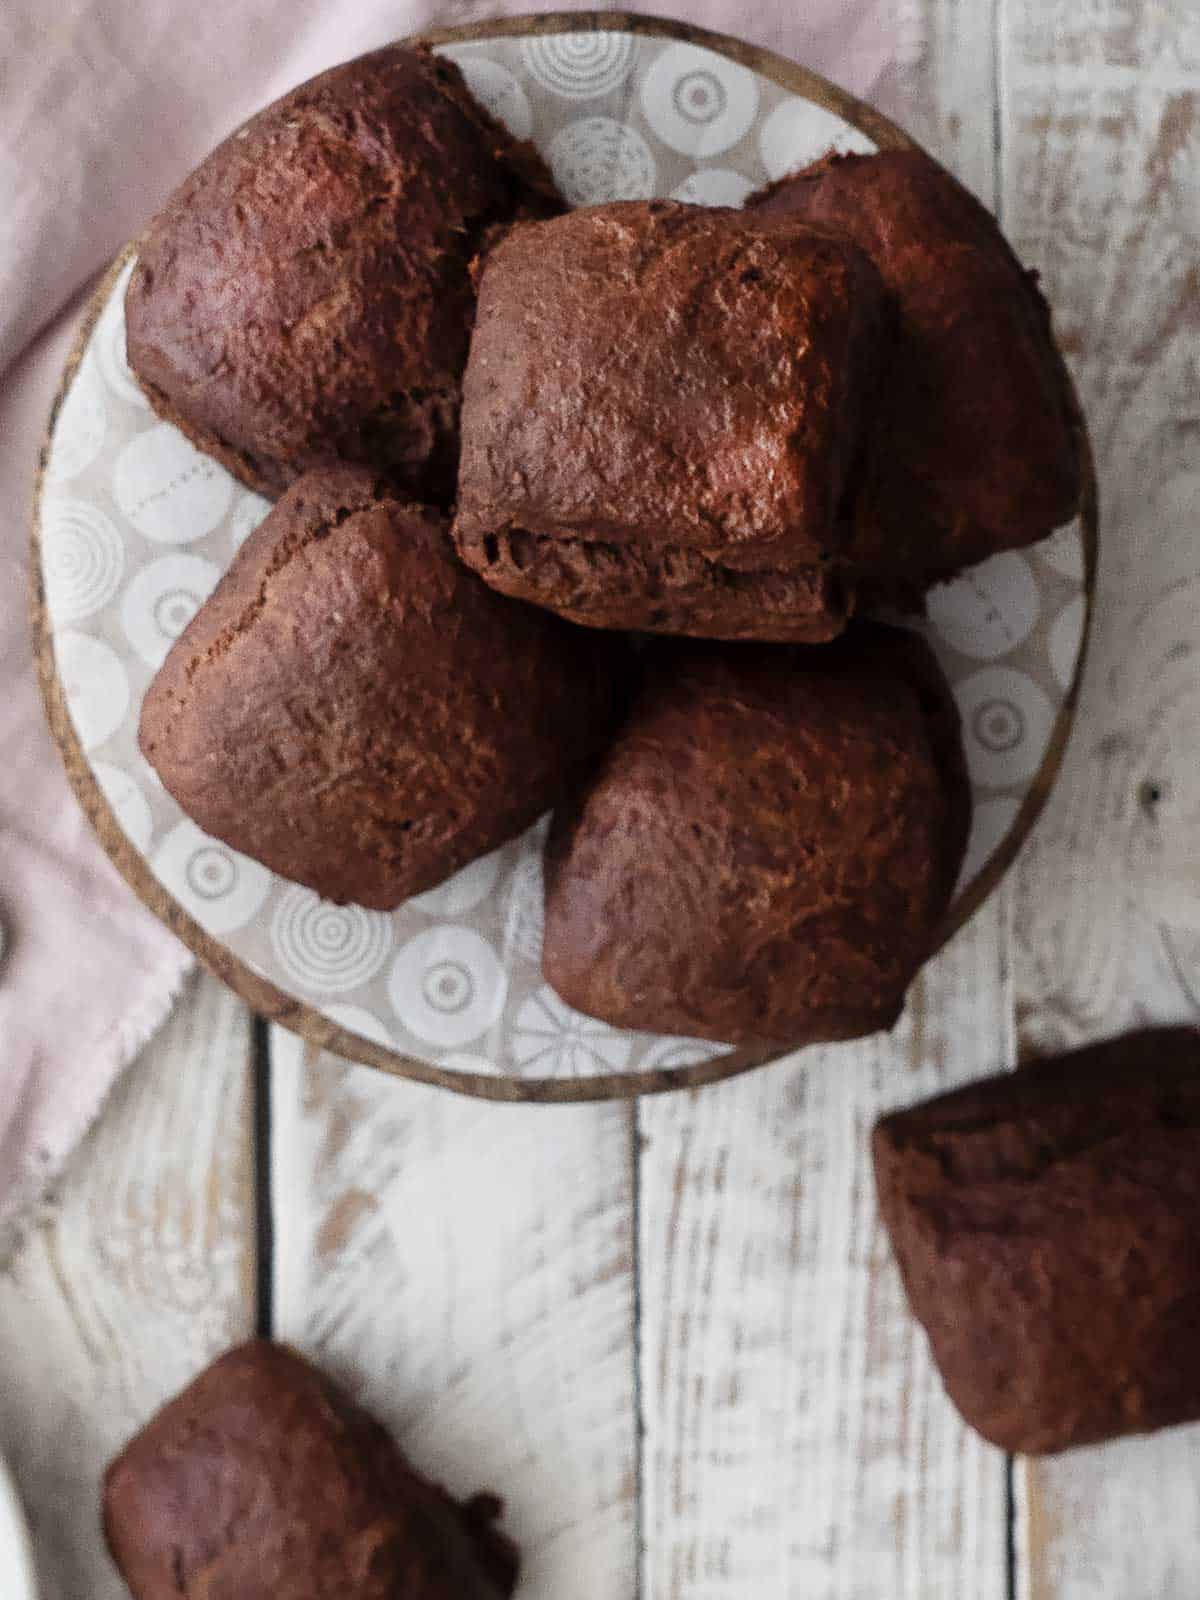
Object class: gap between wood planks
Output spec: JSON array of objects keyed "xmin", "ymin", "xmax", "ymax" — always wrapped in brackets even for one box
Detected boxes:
[
  {"xmin": 990, "ymin": 5, "xmax": 1019, "ymax": 1592},
  {"xmin": 252, "ymin": 1016, "xmax": 275, "ymax": 1342}
]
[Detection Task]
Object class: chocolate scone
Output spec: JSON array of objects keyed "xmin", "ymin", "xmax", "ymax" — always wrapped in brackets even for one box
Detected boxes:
[
  {"xmin": 125, "ymin": 45, "xmax": 560, "ymax": 506},
  {"xmin": 749, "ymin": 149, "xmax": 1081, "ymax": 576},
  {"xmin": 453, "ymin": 200, "xmax": 889, "ymax": 641},
  {"xmin": 542, "ymin": 623, "xmax": 969, "ymax": 1046},
  {"xmin": 103, "ymin": 1341, "xmax": 518, "ymax": 1600},
  {"xmin": 139, "ymin": 466, "xmax": 617, "ymax": 909},
  {"xmin": 873, "ymin": 1027, "xmax": 1200, "ymax": 1454}
]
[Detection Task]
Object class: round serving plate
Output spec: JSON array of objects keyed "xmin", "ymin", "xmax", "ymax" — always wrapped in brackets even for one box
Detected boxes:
[
  {"xmin": 0, "ymin": 1449, "xmax": 36, "ymax": 1600},
  {"xmin": 32, "ymin": 12, "xmax": 1098, "ymax": 1102}
]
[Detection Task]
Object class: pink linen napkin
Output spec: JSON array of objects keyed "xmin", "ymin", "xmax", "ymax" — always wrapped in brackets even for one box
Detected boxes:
[{"xmin": 0, "ymin": 0, "xmax": 911, "ymax": 1243}]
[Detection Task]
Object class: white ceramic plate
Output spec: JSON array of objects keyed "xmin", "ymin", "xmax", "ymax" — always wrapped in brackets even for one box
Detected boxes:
[
  {"xmin": 33, "ymin": 16, "xmax": 1095, "ymax": 1100},
  {"xmin": 0, "ymin": 1450, "xmax": 37, "ymax": 1600}
]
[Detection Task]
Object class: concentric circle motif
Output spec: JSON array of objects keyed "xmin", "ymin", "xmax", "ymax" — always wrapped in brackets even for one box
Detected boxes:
[
  {"xmin": 443, "ymin": 52, "xmax": 534, "ymax": 140},
  {"xmin": 390, "ymin": 926, "xmax": 507, "ymax": 1049},
  {"xmin": 151, "ymin": 819, "xmax": 271, "ymax": 934},
  {"xmin": 926, "ymin": 552, "xmax": 1040, "ymax": 660},
  {"xmin": 229, "ymin": 492, "xmax": 272, "ymax": 554},
  {"xmin": 48, "ymin": 351, "xmax": 106, "ymax": 484},
  {"xmin": 957, "ymin": 796, "xmax": 1022, "ymax": 892},
  {"xmin": 271, "ymin": 887, "xmax": 394, "ymax": 994},
  {"xmin": 120, "ymin": 552, "xmax": 221, "ymax": 668},
  {"xmin": 671, "ymin": 168, "xmax": 755, "ymax": 207},
  {"xmin": 642, "ymin": 43, "xmax": 759, "ymax": 158},
  {"xmin": 510, "ymin": 985, "xmax": 634, "ymax": 1077},
  {"xmin": 113, "ymin": 423, "xmax": 234, "ymax": 544},
  {"xmin": 96, "ymin": 258, "xmax": 149, "ymax": 408},
  {"xmin": 519, "ymin": 31, "xmax": 636, "ymax": 100},
  {"xmin": 91, "ymin": 761, "xmax": 154, "ymax": 854},
  {"xmin": 41, "ymin": 499, "xmax": 125, "ymax": 624},
  {"xmin": 956, "ymin": 666, "xmax": 1054, "ymax": 789},
  {"xmin": 55, "ymin": 630, "xmax": 129, "ymax": 751},
  {"xmin": 548, "ymin": 117, "xmax": 657, "ymax": 205},
  {"xmin": 759, "ymin": 96, "xmax": 876, "ymax": 181}
]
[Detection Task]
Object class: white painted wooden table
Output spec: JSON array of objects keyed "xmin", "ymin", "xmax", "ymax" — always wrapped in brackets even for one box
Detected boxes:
[{"xmin": 3, "ymin": 1, "xmax": 1198, "ymax": 1595}]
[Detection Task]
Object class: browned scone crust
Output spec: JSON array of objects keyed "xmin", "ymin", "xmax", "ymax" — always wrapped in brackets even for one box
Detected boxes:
[
  {"xmin": 103, "ymin": 1340, "xmax": 519, "ymax": 1599},
  {"xmin": 139, "ymin": 465, "xmax": 617, "ymax": 910},
  {"xmin": 125, "ymin": 45, "xmax": 561, "ymax": 506},
  {"xmin": 542, "ymin": 623, "xmax": 969, "ymax": 1046},
  {"xmin": 873, "ymin": 1027, "xmax": 1200, "ymax": 1454},
  {"xmin": 749, "ymin": 150, "xmax": 1081, "ymax": 575},
  {"xmin": 453, "ymin": 200, "xmax": 889, "ymax": 641}
]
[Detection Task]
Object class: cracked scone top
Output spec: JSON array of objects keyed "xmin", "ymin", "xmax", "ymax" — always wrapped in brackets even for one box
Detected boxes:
[
  {"xmin": 138, "ymin": 466, "xmax": 618, "ymax": 910},
  {"xmin": 125, "ymin": 44, "xmax": 561, "ymax": 507}
]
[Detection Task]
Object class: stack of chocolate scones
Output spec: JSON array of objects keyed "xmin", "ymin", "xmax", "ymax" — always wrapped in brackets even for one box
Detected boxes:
[
  {"xmin": 108, "ymin": 43, "xmax": 1200, "ymax": 1599},
  {"xmin": 133, "ymin": 42, "xmax": 1082, "ymax": 1055}
]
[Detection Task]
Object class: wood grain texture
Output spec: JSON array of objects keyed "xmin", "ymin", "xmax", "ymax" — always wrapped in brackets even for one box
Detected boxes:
[
  {"xmin": 898, "ymin": 0, "xmax": 1002, "ymax": 203},
  {"xmin": 1003, "ymin": 3, "xmax": 1200, "ymax": 1595},
  {"xmin": 1005, "ymin": 0, "xmax": 1200, "ymax": 1054},
  {"xmin": 270, "ymin": 1027, "xmax": 639, "ymax": 1598},
  {"xmin": 0, "ymin": 974, "xmax": 254, "ymax": 1600},
  {"xmin": 638, "ymin": 898, "xmax": 1014, "ymax": 1600}
]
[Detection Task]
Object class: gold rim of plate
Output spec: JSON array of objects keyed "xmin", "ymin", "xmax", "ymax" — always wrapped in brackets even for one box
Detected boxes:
[{"xmin": 30, "ymin": 11, "xmax": 1100, "ymax": 1102}]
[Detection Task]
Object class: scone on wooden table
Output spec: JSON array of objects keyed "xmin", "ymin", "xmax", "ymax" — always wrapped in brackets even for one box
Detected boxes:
[
  {"xmin": 542, "ymin": 623, "xmax": 970, "ymax": 1046},
  {"xmin": 749, "ymin": 149, "xmax": 1081, "ymax": 577},
  {"xmin": 873, "ymin": 1027, "xmax": 1200, "ymax": 1454},
  {"xmin": 453, "ymin": 200, "xmax": 889, "ymax": 643},
  {"xmin": 139, "ymin": 465, "xmax": 618, "ymax": 911},
  {"xmin": 103, "ymin": 1340, "xmax": 518, "ymax": 1599},
  {"xmin": 125, "ymin": 44, "xmax": 561, "ymax": 507}
]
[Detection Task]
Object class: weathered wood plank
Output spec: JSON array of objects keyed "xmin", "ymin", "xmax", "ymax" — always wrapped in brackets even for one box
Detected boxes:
[
  {"xmin": 1002, "ymin": 3, "xmax": 1200, "ymax": 1596},
  {"xmin": 270, "ymin": 1029, "xmax": 639, "ymax": 1598},
  {"xmin": 1004, "ymin": 0, "xmax": 1200, "ymax": 1055},
  {"xmin": 0, "ymin": 974, "xmax": 255, "ymax": 1600},
  {"xmin": 638, "ymin": 900, "xmax": 1014, "ymax": 1600},
  {"xmin": 898, "ymin": 0, "xmax": 1002, "ymax": 204}
]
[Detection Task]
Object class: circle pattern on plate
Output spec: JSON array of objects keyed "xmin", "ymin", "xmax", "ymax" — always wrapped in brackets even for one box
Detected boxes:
[
  {"xmin": 120, "ymin": 552, "xmax": 220, "ymax": 668},
  {"xmin": 548, "ymin": 117, "xmax": 657, "ymax": 204},
  {"xmin": 390, "ymin": 927, "xmax": 507, "ymax": 1048},
  {"xmin": 450, "ymin": 54, "xmax": 534, "ymax": 139},
  {"xmin": 56, "ymin": 630, "xmax": 129, "ymax": 750},
  {"xmin": 521, "ymin": 31, "xmax": 636, "ymax": 99},
  {"xmin": 641, "ymin": 43, "xmax": 759, "ymax": 157},
  {"xmin": 42, "ymin": 499, "xmax": 125, "ymax": 623},
  {"xmin": 271, "ymin": 887, "xmax": 394, "ymax": 993},
  {"xmin": 35, "ymin": 27, "xmax": 1090, "ymax": 1085},
  {"xmin": 671, "ymin": 168, "xmax": 756, "ymax": 206},
  {"xmin": 759, "ymin": 96, "xmax": 877, "ymax": 178},
  {"xmin": 48, "ymin": 351, "xmax": 106, "ymax": 483},
  {"xmin": 152, "ymin": 820, "xmax": 272, "ymax": 934},
  {"xmin": 114, "ymin": 424, "xmax": 234, "ymax": 544},
  {"xmin": 511, "ymin": 985, "xmax": 635, "ymax": 1076}
]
